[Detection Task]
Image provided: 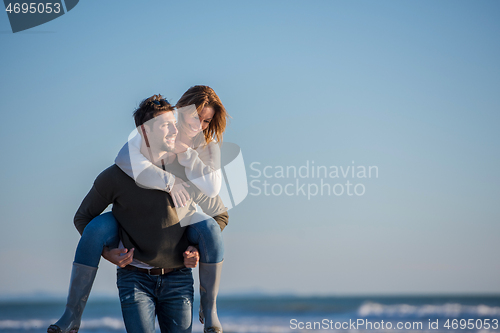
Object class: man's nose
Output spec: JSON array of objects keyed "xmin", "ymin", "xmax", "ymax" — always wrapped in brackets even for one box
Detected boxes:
[{"xmin": 170, "ymin": 122, "xmax": 178, "ymax": 135}]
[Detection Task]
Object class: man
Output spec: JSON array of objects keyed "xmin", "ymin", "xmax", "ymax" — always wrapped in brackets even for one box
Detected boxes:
[{"xmin": 74, "ymin": 95, "xmax": 228, "ymax": 332}]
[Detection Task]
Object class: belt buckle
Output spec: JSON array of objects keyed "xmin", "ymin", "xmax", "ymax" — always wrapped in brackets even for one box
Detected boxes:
[{"xmin": 148, "ymin": 268, "xmax": 165, "ymax": 275}]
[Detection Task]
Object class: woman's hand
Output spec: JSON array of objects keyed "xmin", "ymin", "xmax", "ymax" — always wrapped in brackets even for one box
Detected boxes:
[
  {"xmin": 102, "ymin": 247, "xmax": 134, "ymax": 268},
  {"xmin": 170, "ymin": 178, "xmax": 190, "ymax": 207},
  {"xmin": 172, "ymin": 140, "xmax": 190, "ymax": 154},
  {"xmin": 183, "ymin": 246, "xmax": 200, "ymax": 268}
]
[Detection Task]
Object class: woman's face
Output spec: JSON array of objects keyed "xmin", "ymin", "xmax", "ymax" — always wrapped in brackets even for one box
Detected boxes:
[{"xmin": 183, "ymin": 106, "xmax": 215, "ymax": 138}]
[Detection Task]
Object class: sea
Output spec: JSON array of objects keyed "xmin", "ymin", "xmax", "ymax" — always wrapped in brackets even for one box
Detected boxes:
[{"xmin": 1, "ymin": 295, "xmax": 499, "ymax": 333}]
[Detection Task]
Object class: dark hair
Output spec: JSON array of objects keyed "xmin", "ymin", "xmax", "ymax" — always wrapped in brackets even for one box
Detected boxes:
[
  {"xmin": 133, "ymin": 94, "xmax": 174, "ymax": 128},
  {"xmin": 176, "ymin": 86, "xmax": 229, "ymax": 144}
]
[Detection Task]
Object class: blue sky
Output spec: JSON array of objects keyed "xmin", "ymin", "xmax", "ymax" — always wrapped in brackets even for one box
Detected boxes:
[{"xmin": 0, "ymin": 0, "xmax": 499, "ymax": 298}]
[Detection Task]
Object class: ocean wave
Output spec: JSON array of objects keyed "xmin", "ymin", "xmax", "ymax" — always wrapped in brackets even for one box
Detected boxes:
[
  {"xmin": 0, "ymin": 318, "xmax": 292, "ymax": 333},
  {"xmin": 0, "ymin": 317, "xmax": 124, "ymax": 330},
  {"xmin": 0, "ymin": 318, "xmax": 290, "ymax": 332},
  {"xmin": 194, "ymin": 322, "xmax": 292, "ymax": 333},
  {"xmin": 358, "ymin": 302, "xmax": 500, "ymax": 317},
  {"xmin": 0, "ymin": 319, "xmax": 46, "ymax": 330}
]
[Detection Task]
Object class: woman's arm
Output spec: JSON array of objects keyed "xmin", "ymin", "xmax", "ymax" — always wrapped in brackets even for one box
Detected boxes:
[
  {"xmin": 177, "ymin": 140, "xmax": 222, "ymax": 197},
  {"xmin": 115, "ymin": 133, "xmax": 176, "ymax": 192}
]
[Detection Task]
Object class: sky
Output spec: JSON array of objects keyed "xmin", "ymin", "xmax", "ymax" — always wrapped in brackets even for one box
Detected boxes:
[{"xmin": 0, "ymin": 0, "xmax": 499, "ymax": 298}]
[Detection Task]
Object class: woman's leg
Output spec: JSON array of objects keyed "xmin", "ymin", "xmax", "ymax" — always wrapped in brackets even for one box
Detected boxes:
[
  {"xmin": 48, "ymin": 212, "xmax": 119, "ymax": 333},
  {"xmin": 186, "ymin": 213, "xmax": 224, "ymax": 333},
  {"xmin": 186, "ymin": 213, "xmax": 224, "ymax": 264},
  {"xmin": 74, "ymin": 212, "xmax": 120, "ymax": 267}
]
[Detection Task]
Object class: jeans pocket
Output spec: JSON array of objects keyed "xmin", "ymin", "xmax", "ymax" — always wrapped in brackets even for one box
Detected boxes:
[
  {"xmin": 116, "ymin": 267, "xmax": 130, "ymax": 284},
  {"xmin": 177, "ymin": 267, "xmax": 192, "ymax": 276}
]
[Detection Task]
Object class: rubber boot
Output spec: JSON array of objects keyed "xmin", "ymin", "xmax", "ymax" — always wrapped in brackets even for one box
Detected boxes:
[
  {"xmin": 47, "ymin": 263, "xmax": 98, "ymax": 333},
  {"xmin": 198, "ymin": 261, "xmax": 223, "ymax": 333}
]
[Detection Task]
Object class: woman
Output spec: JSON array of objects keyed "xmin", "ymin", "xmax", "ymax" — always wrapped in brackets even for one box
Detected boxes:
[{"xmin": 48, "ymin": 86, "xmax": 229, "ymax": 333}]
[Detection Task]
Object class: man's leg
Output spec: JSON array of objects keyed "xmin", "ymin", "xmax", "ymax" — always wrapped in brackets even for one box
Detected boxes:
[
  {"xmin": 116, "ymin": 268, "xmax": 157, "ymax": 333},
  {"xmin": 156, "ymin": 268, "xmax": 194, "ymax": 333}
]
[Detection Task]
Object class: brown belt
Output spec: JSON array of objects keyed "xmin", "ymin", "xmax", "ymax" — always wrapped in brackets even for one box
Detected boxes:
[{"xmin": 122, "ymin": 265, "xmax": 175, "ymax": 276}]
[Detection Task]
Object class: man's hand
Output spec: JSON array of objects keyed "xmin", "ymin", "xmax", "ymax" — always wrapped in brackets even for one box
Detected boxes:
[
  {"xmin": 183, "ymin": 246, "xmax": 199, "ymax": 268},
  {"xmin": 102, "ymin": 247, "xmax": 134, "ymax": 268}
]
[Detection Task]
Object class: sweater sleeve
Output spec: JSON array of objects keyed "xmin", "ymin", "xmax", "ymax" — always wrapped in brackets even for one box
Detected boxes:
[
  {"xmin": 177, "ymin": 141, "xmax": 222, "ymax": 197},
  {"xmin": 115, "ymin": 133, "xmax": 176, "ymax": 192},
  {"xmin": 73, "ymin": 171, "xmax": 113, "ymax": 236}
]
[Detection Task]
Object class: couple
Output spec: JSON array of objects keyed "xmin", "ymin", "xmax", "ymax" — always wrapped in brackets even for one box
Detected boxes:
[{"xmin": 48, "ymin": 86, "xmax": 230, "ymax": 333}]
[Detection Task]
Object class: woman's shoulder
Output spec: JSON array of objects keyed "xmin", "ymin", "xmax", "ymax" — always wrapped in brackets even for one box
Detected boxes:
[{"xmin": 195, "ymin": 138, "xmax": 219, "ymax": 150}]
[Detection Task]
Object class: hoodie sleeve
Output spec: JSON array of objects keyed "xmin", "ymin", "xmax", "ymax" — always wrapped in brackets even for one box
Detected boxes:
[
  {"xmin": 177, "ymin": 140, "xmax": 222, "ymax": 197},
  {"xmin": 115, "ymin": 134, "xmax": 176, "ymax": 192}
]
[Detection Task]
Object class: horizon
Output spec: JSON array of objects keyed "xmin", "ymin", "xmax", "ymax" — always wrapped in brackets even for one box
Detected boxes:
[{"xmin": 2, "ymin": 291, "xmax": 500, "ymax": 303}]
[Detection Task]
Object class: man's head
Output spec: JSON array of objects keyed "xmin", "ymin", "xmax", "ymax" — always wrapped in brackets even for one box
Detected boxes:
[{"xmin": 133, "ymin": 95, "xmax": 177, "ymax": 153}]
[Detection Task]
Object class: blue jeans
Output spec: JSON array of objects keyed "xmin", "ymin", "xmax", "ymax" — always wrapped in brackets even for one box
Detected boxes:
[
  {"xmin": 74, "ymin": 212, "xmax": 120, "ymax": 267},
  {"xmin": 73, "ymin": 212, "xmax": 224, "ymax": 267},
  {"xmin": 117, "ymin": 267, "xmax": 194, "ymax": 333},
  {"xmin": 185, "ymin": 213, "xmax": 224, "ymax": 264}
]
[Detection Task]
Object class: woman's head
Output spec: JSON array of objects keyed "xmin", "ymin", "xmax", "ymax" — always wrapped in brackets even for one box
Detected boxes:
[{"xmin": 176, "ymin": 85, "xmax": 228, "ymax": 144}]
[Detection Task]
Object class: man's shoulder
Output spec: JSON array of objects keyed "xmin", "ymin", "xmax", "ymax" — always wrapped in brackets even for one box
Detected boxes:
[{"xmin": 95, "ymin": 164, "xmax": 129, "ymax": 185}]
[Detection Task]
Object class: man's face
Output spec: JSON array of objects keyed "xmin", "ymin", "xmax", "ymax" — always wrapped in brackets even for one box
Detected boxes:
[{"xmin": 144, "ymin": 111, "xmax": 178, "ymax": 152}]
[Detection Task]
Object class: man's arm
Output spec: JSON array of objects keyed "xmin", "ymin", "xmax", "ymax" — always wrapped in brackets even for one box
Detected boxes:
[
  {"xmin": 74, "ymin": 171, "xmax": 113, "ymax": 235},
  {"xmin": 74, "ymin": 168, "xmax": 133, "ymax": 267}
]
